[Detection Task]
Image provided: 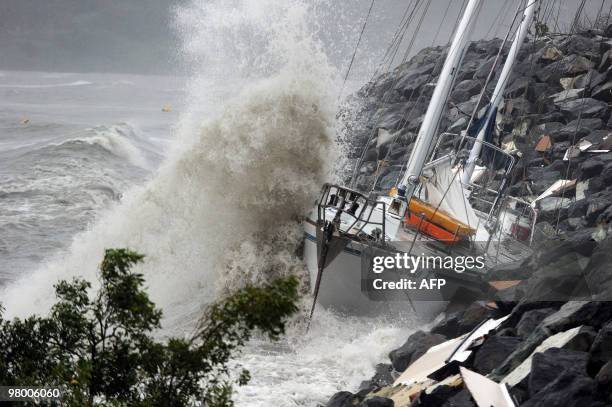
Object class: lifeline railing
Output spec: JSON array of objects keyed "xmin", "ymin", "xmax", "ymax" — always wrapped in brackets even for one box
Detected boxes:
[{"xmin": 317, "ymin": 183, "xmax": 387, "ymax": 242}]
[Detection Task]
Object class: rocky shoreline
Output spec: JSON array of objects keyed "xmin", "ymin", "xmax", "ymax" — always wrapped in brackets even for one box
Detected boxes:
[{"xmin": 323, "ymin": 24, "xmax": 612, "ymax": 407}]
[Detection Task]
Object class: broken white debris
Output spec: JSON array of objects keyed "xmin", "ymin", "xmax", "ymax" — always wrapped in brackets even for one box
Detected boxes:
[
  {"xmin": 461, "ymin": 367, "xmax": 516, "ymax": 407},
  {"xmin": 394, "ymin": 316, "xmax": 510, "ymax": 386},
  {"xmin": 531, "ymin": 179, "xmax": 576, "ymax": 206}
]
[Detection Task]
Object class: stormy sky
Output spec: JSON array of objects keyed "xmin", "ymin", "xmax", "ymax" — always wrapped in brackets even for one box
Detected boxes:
[{"xmin": 0, "ymin": 0, "xmax": 608, "ymax": 75}]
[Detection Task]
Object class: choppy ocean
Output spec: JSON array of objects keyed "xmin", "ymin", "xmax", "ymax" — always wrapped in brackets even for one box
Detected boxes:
[{"xmin": 0, "ymin": 71, "xmax": 183, "ymax": 279}]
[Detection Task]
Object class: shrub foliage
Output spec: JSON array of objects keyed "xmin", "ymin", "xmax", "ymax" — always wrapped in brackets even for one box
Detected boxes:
[{"xmin": 0, "ymin": 249, "xmax": 299, "ymax": 406}]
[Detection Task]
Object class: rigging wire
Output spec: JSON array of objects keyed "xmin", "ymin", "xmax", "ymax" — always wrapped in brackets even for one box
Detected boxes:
[
  {"xmin": 339, "ymin": 0, "xmax": 376, "ymax": 101},
  {"xmin": 348, "ymin": 0, "xmax": 430, "ymax": 188}
]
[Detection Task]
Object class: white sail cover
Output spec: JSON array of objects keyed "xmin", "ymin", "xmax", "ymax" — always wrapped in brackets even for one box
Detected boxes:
[{"xmin": 422, "ymin": 156, "xmax": 480, "ymax": 230}]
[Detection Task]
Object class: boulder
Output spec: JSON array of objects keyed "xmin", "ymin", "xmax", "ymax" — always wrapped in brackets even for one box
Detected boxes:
[
  {"xmin": 574, "ymin": 69, "xmax": 608, "ymax": 89},
  {"xmin": 560, "ymin": 35, "xmax": 599, "ymax": 59},
  {"xmin": 595, "ymin": 359, "xmax": 612, "ymax": 392},
  {"xmin": 441, "ymin": 389, "xmax": 475, "ymax": 407},
  {"xmin": 592, "ymin": 81, "xmax": 612, "ymax": 103},
  {"xmin": 491, "ymin": 301, "xmax": 612, "ymax": 380},
  {"xmin": 473, "ymin": 56, "xmax": 496, "ymax": 79},
  {"xmin": 521, "ymin": 370, "xmax": 601, "ymax": 407},
  {"xmin": 418, "ymin": 386, "xmax": 463, "ymax": 406},
  {"xmin": 550, "ymin": 88, "xmax": 584, "ymax": 104},
  {"xmin": 538, "ymin": 45, "xmax": 563, "ymax": 62},
  {"xmin": 528, "ymin": 167, "xmax": 562, "ymax": 195},
  {"xmin": 535, "ymin": 111, "xmax": 567, "ymax": 124},
  {"xmin": 551, "ymin": 118, "xmax": 603, "ymax": 142},
  {"xmin": 504, "ymin": 77, "xmax": 533, "ymax": 99},
  {"xmin": 537, "ymin": 197, "xmax": 572, "ymax": 219},
  {"xmin": 450, "ymin": 79, "xmax": 482, "ymax": 102},
  {"xmin": 557, "ymin": 98, "xmax": 608, "ymax": 120},
  {"xmin": 457, "ymin": 59, "xmax": 482, "ymax": 81},
  {"xmin": 584, "ymin": 239, "xmax": 612, "ymax": 297},
  {"xmin": 388, "ymin": 331, "xmax": 447, "ymax": 372},
  {"xmin": 528, "ymin": 348, "xmax": 589, "ymax": 397},
  {"xmin": 430, "ymin": 302, "xmax": 494, "ymax": 338},
  {"xmin": 516, "ymin": 308, "xmax": 557, "ymax": 339},
  {"xmin": 472, "ymin": 335, "xmax": 523, "ymax": 374},
  {"xmin": 325, "ymin": 392, "xmax": 358, "ymax": 407},
  {"xmin": 537, "ymin": 55, "xmax": 595, "ymax": 84},
  {"xmin": 359, "ymin": 364, "xmax": 394, "ymax": 391},
  {"xmin": 375, "ymin": 102, "xmax": 422, "ymax": 131},
  {"xmin": 585, "ymin": 188, "xmax": 612, "ymax": 224},
  {"xmin": 599, "ymin": 50, "xmax": 612, "ymax": 72},
  {"xmin": 361, "ymin": 396, "xmax": 394, "ymax": 407},
  {"xmin": 518, "ymin": 247, "xmax": 593, "ymax": 302},
  {"xmin": 394, "ymin": 74, "xmax": 431, "ymax": 98},
  {"xmin": 589, "ymin": 321, "xmax": 612, "ymax": 369},
  {"xmin": 489, "ymin": 259, "xmax": 532, "ymax": 280},
  {"xmin": 565, "ymin": 326, "xmax": 599, "ymax": 352}
]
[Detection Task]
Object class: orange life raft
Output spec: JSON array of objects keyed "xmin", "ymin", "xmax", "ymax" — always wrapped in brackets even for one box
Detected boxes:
[{"xmin": 405, "ymin": 197, "xmax": 476, "ymax": 242}]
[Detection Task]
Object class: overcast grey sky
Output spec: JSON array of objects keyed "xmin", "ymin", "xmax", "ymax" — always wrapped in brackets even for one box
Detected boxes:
[{"xmin": 0, "ymin": 0, "xmax": 608, "ymax": 75}]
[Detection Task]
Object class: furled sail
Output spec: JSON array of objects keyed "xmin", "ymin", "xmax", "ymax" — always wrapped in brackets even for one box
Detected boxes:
[{"xmin": 421, "ymin": 156, "xmax": 480, "ymax": 231}]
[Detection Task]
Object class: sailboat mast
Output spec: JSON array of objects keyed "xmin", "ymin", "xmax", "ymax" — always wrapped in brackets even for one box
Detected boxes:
[
  {"xmin": 397, "ymin": 0, "xmax": 484, "ymax": 199},
  {"xmin": 461, "ymin": 0, "xmax": 537, "ymax": 185}
]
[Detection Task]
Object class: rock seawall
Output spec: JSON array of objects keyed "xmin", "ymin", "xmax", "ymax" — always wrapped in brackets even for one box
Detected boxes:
[{"xmin": 323, "ymin": 25, "xmax": 612, "ymax": 407}]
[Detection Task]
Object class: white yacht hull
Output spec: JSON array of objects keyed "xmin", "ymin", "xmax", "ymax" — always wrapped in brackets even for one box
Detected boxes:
[{"xmin": 304, "ymin": 219, "xmax": 446, "ymax": 319}]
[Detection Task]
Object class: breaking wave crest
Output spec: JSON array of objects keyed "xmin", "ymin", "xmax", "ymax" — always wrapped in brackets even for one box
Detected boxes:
[{"xmin": 58, "ymin": 123, "xmax": 151, "ymax": 168}]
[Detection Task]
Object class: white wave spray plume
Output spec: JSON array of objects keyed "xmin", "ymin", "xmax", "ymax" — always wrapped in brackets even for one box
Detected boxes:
[{"xmin": 2, "ymin": 0, "xmax": 337, "ymax": 328}]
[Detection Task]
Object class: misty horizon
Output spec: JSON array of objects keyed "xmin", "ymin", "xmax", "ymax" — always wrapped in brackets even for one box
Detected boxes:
[{"xmin": 0, "ymin": 0, "xmax": 606, "ymax": 76}]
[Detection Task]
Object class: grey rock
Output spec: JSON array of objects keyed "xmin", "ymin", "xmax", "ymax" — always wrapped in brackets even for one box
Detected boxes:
[
  {"xmin": 504, "ymin": 77, "xmax": 533, "ymax": 99},
  {"xmin": 516, "ymin": 308, "xmax": 557, "ymax": 339},
  {"xmin": 441, "ymin": 389, "xmax": 475, "ymax": 407},
  {"xmin": 472, "ymin": 335, "xmax": 523, "ymax": 375},
  {"xmin": 491, "ymin": 300, "xmax": 612, "ymax": 381},
  {"xmin": 589, "ymin": 320, "xmax": 612, "ymax": 368},
  {"xmin": 489, "ymin": 259, "xmax": 532, "ymax": 280},
  {"xmin": 585, "ymin": 239, "xmax": 612, "ymax": 300},
  {"xmin": 564, "ymin": 326, "xmax": 598, "ymax": 352},
  {"xmin": 431, "ymin": 302, "xmax": 493, "ymax": 338},
  {"xmin": 325, "ymin": 392, "xmax": 358, "ymax": 407},
  {"xmin": 592, "ymin": 81, "xmax": 612, "ymax": 103},
  {"xmin": 537, "ymin": 44, "xmax": 563, "ymax": 62},
  {"xmin": 537, "ymin": 55, "xmax": 595, "ymax": 83},
  {"xmin": 557, "ymin": 98, "xmax": 608, "ymax": 120},
  {"xmin": 560, "ymin": 35, "xmax": 599, "ymax": 59},
  {"xmin": 518, "ymin": 243, "xmax": 594, "ymax": 302},
  {"xmin": 574, "ymin": 69, "xmax": 608, "ymax": 90},
  {"xmin": 537, "ymin": 196, "xmax": 572, "ymax": 215},
  {"xmin": 580, "ymin": 157, "xmax": 605, "ymax": 179},
  {"xmin": 451, "ymin": 79, "xmax": 482, "ymax": 102},
  {"xmin": 550, "ymin": 88, "xmax": 584, "ymax": 104},
  {"xmin": 359, "ymin": 363, "xmax": 394, "ymax": 391},
  {"xmin": 521, "ymin": 371, "xmax": 601, "ymax": 407},
  {"xmin": 595, "ymin": 359, "xmax": 612, "ymax": 392},
  {"xmin": 599, "ymin": 49, "xmax": 612, "ymax": 72},
  {"xmin": 474, "ymin": 55, "xmax": 496, "ymax": 79},
  {"xmin": 528, "ymin": 348, "xmax": 589, "ymax": 397},
  {"xmin": 360, "ymin": 396, "xmax": 393, "ymax": 407},
  {"xmin": 388, "ymin": 330, "xmax": 446, "ymax": 372}
]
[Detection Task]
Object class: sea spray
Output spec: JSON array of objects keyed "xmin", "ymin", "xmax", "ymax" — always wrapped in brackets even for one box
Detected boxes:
[{"xmin": 1, "ymin": 0, "xmax": 338, "ymax": 331}]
